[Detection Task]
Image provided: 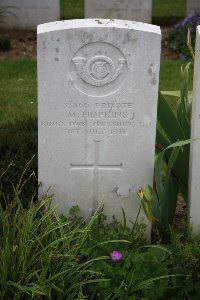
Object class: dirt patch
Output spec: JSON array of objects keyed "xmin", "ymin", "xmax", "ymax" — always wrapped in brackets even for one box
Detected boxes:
[
  {"xmin": 173, "ymin": 195, "xmax": 187, "ymax": 230},
  {"xmin": 0, "ymin": 26, "xmax": 178, "ymax": 60},
  {"xmin": 161, "ymin": 26, "xmax": 179, "ymax": 60},
  {"xmin": 0, "ymin": 30, "xmax": 36, "ymax": 59}
]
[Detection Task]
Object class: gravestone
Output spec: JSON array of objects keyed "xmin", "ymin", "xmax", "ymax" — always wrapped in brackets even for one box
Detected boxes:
[
  {"xmin": 189, "ymin": 26, "xmax": 200, "ymax": 232},
  {"xmin": 187, "ymin": 0, "xmax": 200, "ymax": 15},
  {"xmin": 85, "ymin": 0, "xmax": 152, "ymax": 23},
  {"xmin": 0, "ymin": 0, "xmax": 60, "ymax": 29},
  {"xmin": 38, "ymin": 19, "xmax": 161, "ymax": 232}
]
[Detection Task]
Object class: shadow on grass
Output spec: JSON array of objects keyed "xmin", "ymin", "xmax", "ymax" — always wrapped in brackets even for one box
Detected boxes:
[
  {"xmin": 152, "ymin": 16, "xmax": 183, "ymax": 26},
  {"xmin": 0, "ymin": 117, "xmax": 37, "ymax": 207}
]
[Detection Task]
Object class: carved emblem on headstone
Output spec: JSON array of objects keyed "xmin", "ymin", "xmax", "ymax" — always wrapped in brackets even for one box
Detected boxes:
[
  {"xmin": 72, "ymin": 55, "xmax": 126, "ymax": 87},
  {"xmin": 70, "ymin": 42, "xmax": 128, "ymax": 97}
]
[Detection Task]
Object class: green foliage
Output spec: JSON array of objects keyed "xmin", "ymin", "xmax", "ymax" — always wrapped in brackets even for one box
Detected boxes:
[
  {"xmin": 0, "ymin": 118, "xmax": 37, "ymax": 206},
  {"xmin": 73, "ymin": 211, "xmax": 189, "ymax": 299},
  {"xmin": 138, "ymin": 140, "xmax": 192, "ymax": 240},
  {"xmin": 69, "ymin": 204, "xmax": 80, "ymax": 216},
  {"xmin": 138, "ymin": 63, "xmax": 193, "ymax": 239},
  {"xmin": 157, "ymin": 63, "xmax": 192, "ymax": 201},
  {"xmin": 168, "ymin": 15, "xmax": 200, "ymax": 60},
  {"xmin": 2, "ymin": 162, "xmax": 200, "ymax": 299},
  {"xmin": 80, "ymin": 213, "xmax": 146, "ymax": 298},
  {"xmin": 166, "ymin": 229, "xmax": 200, "ymax": 299},
  {"xmin": 0, "ymin": 163, "xmax": 172, "ymax": 300},
  {"xmin": 0, "ymin": 174, "xmax": 111, "ymax": 299}
]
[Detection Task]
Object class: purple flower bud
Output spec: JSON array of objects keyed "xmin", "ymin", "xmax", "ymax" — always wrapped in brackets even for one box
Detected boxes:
[{"xmin": 110, "ymin": 250, "xmax": 122, "ymax": 262}]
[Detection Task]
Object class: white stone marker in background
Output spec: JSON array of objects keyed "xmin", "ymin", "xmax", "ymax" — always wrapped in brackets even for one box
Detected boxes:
[
  {"xmin": 187, "ymin": 0, "xmax": 200, "ymax": 15},
  {"xmin": 85, "ymin": 0, "xmax": 152, "ymax": 23},
  {"xmin": 189, "ymin": 26, "xmax": 200, "ymax": 232},
  {"xmin": 0, "ymin": 0, "xmax": 60, "ymax": 29},
  {"xmin": 38, "ymin": 19, "xmax": 161, "ymax": 232}
]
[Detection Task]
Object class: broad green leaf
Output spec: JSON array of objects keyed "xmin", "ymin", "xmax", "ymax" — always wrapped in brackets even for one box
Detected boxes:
[
  {"xmin": 154, "ymin": 149, "xmax": 165, "ymax": 200},
  {"xmin": 156, "ymin": 127, "xmax": 171, "ymax": 149},
  {"xmin": 130, "ymin": 275, "xmax": 190, "ymax": 293},
  {"xmin": 138, "ymin": 186, "xmax": 154, "ymax": 223},
  {"xmin": 165, "ymin": 139, "xmax": 194, "ymax": 150},
  {"xmin": 140, "ymin": 244, "xmax": 172, "ymax": 255},
  {"xmin": 165, "ymin": 146, "xmax": 180, "ymax": 182},
  {"xmin": 157, "ymin": 92, "xmax": 185, "ymax": 144}
]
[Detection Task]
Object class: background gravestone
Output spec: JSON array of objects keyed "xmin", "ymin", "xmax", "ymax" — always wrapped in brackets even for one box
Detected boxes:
[
  {"xmin": 85, "ymin": 0, "xmax": 152, "ymax": 23},
  {"xmin": 189, "ymin": 26, "xmax": 200, "ymax": 232},
  {"xmin": 187, "ymin": 0, "xmax": 200, "ymax": 15},
  {"xmin": 0, "ymin": 0, "xmax": 60, "ymax": 29},
  {"xmin": 38, "ymin": 19, "xmax": 161, "ymax": 232}
]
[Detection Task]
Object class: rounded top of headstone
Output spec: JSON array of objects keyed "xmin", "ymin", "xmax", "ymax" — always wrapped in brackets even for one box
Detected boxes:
[{"xmin": 37, "ymin": 19, "xmax": 160, "ymax": 35}]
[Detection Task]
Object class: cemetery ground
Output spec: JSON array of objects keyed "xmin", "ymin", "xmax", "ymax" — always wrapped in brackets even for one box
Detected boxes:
[{"xmin": 1, "ymin": 2, "xmax": 200, "ymax": 300}]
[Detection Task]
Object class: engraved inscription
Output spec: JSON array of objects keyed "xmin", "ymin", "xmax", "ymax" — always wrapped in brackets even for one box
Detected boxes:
[
  {"xmin": 70, "ymin": 42, "xmax": 128, "ymax": 97},
  {"xmin": 72, "ymin": 55, "xmax": 126, "ymax": 87},
  {"xmin": 41, "ymin": 98, "xmax": 136, "ymax": 136},
  {"xmin": 70, "ymin": 140, "xmax": 122, "ymax": 208}
]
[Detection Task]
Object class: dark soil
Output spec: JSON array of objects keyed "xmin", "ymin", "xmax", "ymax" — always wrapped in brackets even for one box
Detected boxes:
[
  {"xmin": 161, "ymin": 26, "xmax": 179, "ymax": 60},
  {"xmin": 0, "ymin": 30, "xmax": 37, "ymax": 59},
  {"xmin": 173, "ymin": 194, "xmax": 187, "ymax": 229}
]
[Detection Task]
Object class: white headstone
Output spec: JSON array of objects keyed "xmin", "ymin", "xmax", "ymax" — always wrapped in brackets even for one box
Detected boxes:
[
  {"xmin": 187, "ymin": 0, "xmax": 200, "ymax": 15},
  {"xmin": 0, "ymin": 0, "xmax": 60, "ymax": 29},
  {"xmin": 38, "ymin": 19, "xmax": 161, "ymax": 233},
  {"xmin": 85, "ymin": 0, "xmax": 152, "ymax": 23},
  {"xmin": 189, "ymin": 26, "xmax": 200, "ymax": 232}
]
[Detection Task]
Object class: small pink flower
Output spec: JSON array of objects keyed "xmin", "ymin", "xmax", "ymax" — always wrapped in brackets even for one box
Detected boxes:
[{"xmin": 110, "ymin": 250, "xmax": 122, "ymax": 261}]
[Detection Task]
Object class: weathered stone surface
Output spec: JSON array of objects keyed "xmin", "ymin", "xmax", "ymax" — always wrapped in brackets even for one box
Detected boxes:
[
  {"xmin": 38, "ymin": 19, "xmax": 161, "ymax": 233},
  {"xmin": 189, "ymin": 26, "xmax": 200, "ymax": 232},
  {"xmin": 85, "ymin": 0, "xmax": 152, "ymax": 23},
  {"xmin": 187, "ymin": 0, "xmax": 200, "ymax": 15},
  {"xmin": 0, "ymin": 0, "xmax": 59, "ymax": 29}
]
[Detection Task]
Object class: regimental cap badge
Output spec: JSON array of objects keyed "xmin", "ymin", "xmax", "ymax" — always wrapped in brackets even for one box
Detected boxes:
[
  {"xmin": 70, "ymin": 42, "xmax": 128, "ymax": 97},
  {"xmin": 72, "ymin": 55, "xmax": 126, "ymax": 87}
]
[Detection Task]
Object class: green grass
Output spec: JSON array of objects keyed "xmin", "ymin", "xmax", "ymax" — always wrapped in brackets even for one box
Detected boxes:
[
  {"xmin": 0, "ymin": 59, "xmax": 37, "ymax": 123},
  {"xmin": 0, "ymin": 59, "xmax": 37, "ymax": 202},
  {"xmin": 0, "ymin": 195, "xmax": 111, "ymax": 299},
  {"xmin": 159, "ymin": 60, "xmax": 193, "ymax": 123},
  {"xmin": 60, "ymin": 0, "xmax": 186, "ymax": 20},
  {"xmin": 152, "ymin": 0, "xmax": 186, "ymax": 19},
  {"xmin": 61, "ymin": 0, "xmax": 84, "ymax": 19},
  {"xmin": 159, "ymin": 60, "xmax": 193, "ymax": 91}
]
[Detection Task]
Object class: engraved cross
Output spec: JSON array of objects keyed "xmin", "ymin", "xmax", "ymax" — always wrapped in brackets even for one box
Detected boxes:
[{"xmin": 70, "ymin": 140, "xmax": 122, "ymax": 209}]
